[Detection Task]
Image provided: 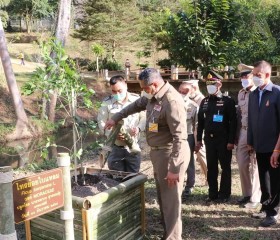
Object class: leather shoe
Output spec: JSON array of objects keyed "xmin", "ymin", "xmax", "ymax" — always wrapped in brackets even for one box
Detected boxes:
[
  {"xmin": 252, "ymin": 211, "xmax": 266, "ymax": 219},
  {"xmin": 260, "ymin": 216, "xmax": 277, "ymax": 227},
  {"xmin": 237, "ymin": 196, "xmax": 251, "ymax": 204}
]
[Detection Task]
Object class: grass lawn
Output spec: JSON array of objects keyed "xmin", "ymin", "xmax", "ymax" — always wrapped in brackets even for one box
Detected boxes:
[{"xmin": 142, "ymin": 154, "xmax": 280, "ymax": 240}]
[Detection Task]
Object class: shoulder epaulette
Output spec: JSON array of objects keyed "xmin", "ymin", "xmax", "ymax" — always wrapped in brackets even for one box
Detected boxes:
[
  {"xmin": 129, "ymin": 92, "xmax": 140, "ymax": 97},
  {"xmin": 103, "ymin": 95, "xmax": 113, "ymax": 101}
]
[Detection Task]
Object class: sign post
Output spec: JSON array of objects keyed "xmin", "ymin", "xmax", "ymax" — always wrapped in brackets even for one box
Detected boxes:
[
  {"xmin": 0, "ymin": 166, "xmax": 17, "ymax": 240},
  {"xmin": 57, "ymin": 153, "xmax": 75, "ymax": 240}
]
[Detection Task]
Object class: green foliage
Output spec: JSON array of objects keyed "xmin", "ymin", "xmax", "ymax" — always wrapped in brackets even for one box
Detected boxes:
[
  {"xmin": 7, "ymin": 0, "xmax": 55, "ymax": 32},
  {"xmin": 146, "ymin": 0, "xmax": 280, "ymax": 71},
  {"xmin": 73, "ymin": 0, "xmax": 142, "ymax": 57},
  {"xmin": 91, "ymin": 43, "xmax": 105, "ymax": 57},
  {"xmin": 22, "ymin": 39, "xmax": 94, "ymax": 110},
  {"xmin": 0, "ymin": 124, "xmax": 15, "ymax": 142},
  {"xmin": 87, "ymin": 59, "xmax": 122, "ymax": 71}
]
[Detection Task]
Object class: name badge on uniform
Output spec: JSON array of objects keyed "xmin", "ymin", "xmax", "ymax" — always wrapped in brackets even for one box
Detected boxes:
[
  {"xmin": 213, "ymin": 114, "xmax": 223, "ymax": 122},
  {"xmin": 149, "ymin": 122, "xmax": 158, "ymax": 132},
  {"xmin": 154, "ymin": 104, "xmax": 162, "ymax": 111}
]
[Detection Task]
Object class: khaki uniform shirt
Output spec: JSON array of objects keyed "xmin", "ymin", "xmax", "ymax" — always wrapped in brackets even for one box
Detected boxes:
[
  {"xmin": 182, "ymin": 96, "xmax": 198, "ymax": 135},
  {"xmin": 111, "ymin": 81, "xmax": 188, "ymax": 173},
  {"xmin": 97, "ymin": 92, "xmax": 146, "ymax": 146},
  {"xmin": 190, "ymin": 92, "xmax": 205, "ymax": 106},
  {"xmin": 236, "ymin": 86, "xmax": 256, "ymax": 138}
]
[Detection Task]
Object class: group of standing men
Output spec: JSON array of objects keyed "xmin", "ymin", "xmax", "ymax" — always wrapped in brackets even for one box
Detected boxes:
[{"xmin": 97, "ymin": 60, "xmax": 280, "ymax": 240}]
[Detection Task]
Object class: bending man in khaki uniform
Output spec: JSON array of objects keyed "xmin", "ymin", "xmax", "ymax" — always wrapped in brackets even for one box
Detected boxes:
[
  {"xmin": 105, "ymin": 68, "xmax": 190, "ymax": 240},
  {"xmin": 97, "ymin": 75, "xmax": 145, "ymax": 173},
  {"xmin": 236, "ymin": 64, "xmax": 261, "ymax": 208}
]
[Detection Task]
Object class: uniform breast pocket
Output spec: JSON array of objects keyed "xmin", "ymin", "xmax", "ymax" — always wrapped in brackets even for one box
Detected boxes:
[{"xmin": 187, "ymin": 110, "xmax": 192, "ymax": 120}]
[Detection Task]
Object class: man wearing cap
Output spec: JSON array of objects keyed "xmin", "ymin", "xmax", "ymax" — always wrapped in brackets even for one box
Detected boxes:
[
  {"xmin": 104, "ymin": 68, "xmax": 190, "ymax": 240},
  {"xmin": 181, "ymin": 80, "xmax": 208, "ymax": 187},
  {"xmin": 248, "ymin": 60, "xmax": 280, "ymax": 227},
  {"xmin": 178, "ymin": 82, "xmax": 199, "ymax": 197},
  {"xmin": 97, "ymin": 75, "xmax": 146, "ymax": 173},
  {"xmin": 236, "ymin": 64, "xmax": 261, "ymax": 209},
  {"xmin": 195, "ymin": 70, "xmax": 237, "ymax": 203}
]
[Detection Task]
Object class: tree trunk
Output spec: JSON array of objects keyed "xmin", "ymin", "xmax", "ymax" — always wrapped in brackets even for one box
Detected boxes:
[
  {"xmin": 0, "ymin": 19, "xmax": 30, "ymax": 140},
  {"xmin": 47, "ymin": 0, "xmax": 72, "ymax": 122}
]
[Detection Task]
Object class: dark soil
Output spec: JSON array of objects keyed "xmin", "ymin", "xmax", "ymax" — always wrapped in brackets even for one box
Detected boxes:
[{"xmin": 71, "ymin": 173, "xmax": 121, "ymax": 198}]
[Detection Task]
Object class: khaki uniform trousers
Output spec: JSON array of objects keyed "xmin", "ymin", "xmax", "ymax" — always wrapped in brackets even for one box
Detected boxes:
[
  {"xmin": 150, "ymin": 142, "xmax": 189, "ymax": 240},
  {"xmin": 196, "ymin": 143, "xmax": 208, "ymax": 184},
  {"xmin": 236, "ymin": 128, "xmax": 261, "ymax": 203}
]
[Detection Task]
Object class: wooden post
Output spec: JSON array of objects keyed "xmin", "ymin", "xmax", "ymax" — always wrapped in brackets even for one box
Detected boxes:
[
  {"xmin": 57, "ymin": 153, "xmax": 75, "ymax": 240},
  {"xmin": 0, "ymin": 166, "xmax": 17, "ymax": 240}
]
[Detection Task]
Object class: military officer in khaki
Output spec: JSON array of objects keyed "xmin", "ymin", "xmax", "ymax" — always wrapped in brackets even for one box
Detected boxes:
[
  {"xmin": 105, "ymin": 68, "xmax": 190, "ymax": 240},
  {"xmin": 179, "ymin": 82, "xmax": 198, "ymax": 196},
  {"xmin": 97, "ymin": 75, "xmax": 145, "ymax": 173},
  {"xmin": 180, "ymin": 80, "xmax": 208, "ymax": 186},
  {"xmin": 236, "ymin": 64, "xmax": 261, "ymax": 208}
]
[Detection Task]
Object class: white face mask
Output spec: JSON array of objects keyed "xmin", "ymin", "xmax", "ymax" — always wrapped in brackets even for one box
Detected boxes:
[
  {"xmin": 207, "ymin": 85, "xmax": 217, "ymax": 95},
  {"xmin": 253, "ymin": 76, "xmax": 264, "ymax": 87},
  {"xmin": 142, "ymin": 91, "xmax": 153, "ymax": 99},
  {"xmin": 180, "ymin": 93, "xmax": 187, "ymax": 99},
  {"xmin": 241, "ymin": 79, "xmax": 250, "ymax": 89}
]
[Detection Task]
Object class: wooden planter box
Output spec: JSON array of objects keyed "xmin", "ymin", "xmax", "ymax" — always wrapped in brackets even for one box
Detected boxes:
[{"xmin": 27, "ymin": 167, "xmax": 147, "ymax": 240}]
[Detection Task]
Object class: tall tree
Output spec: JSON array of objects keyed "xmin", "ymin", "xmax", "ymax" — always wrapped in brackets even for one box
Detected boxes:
[
  {"xmin": 0, "ymin": 19, "xmax": 30, "ymax": 140},
  {"xmin": 7, "ymin": 0, "xmax": 54, "ymax": 33},
  {"xmin": 73, "ymin": 0, "xmax": 141, "ymax": 59},
  {"xmin": 46, "ymin": 0, "xmax": 72, "ymax": 122}
]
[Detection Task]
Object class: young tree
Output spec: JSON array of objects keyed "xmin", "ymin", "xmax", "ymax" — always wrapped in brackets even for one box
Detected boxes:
[{"xmin": 91, "ymin": 43, "xmax": 105, "ymax": 72}]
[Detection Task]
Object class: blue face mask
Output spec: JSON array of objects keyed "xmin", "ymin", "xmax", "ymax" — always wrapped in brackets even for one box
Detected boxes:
[{"xmin": 113, "ymin": 92, "xmax": 126, "ymax": 102}]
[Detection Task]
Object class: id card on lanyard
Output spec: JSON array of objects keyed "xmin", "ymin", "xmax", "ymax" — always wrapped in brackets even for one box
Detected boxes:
[
  {"xmin": 213, "ymin": 111, "xmax": 223, "ymax": 122},
  {"xmin": 148, "ymin": 102, "xmax": 162, "ymax": 132}
]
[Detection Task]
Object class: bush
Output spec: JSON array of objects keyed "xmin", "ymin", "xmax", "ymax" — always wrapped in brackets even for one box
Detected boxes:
[
  {"xmin": 157, "ymin": 58, "xmax": 172, "ymax": 68},
  {"xmin": 87, "ymin": 59, "xmax": 122, "ymax": 71},
  {"xmin": 102, "ymin": 60, "xmax": 122, "ymax": 71}
]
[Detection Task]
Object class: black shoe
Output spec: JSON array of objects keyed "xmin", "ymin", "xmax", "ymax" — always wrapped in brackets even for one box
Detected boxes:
[
  {"xmin": 252, "ymin": 211, "xmax": 266, "ymax": 219},
  {"xmin": 184, "ymin": 187, "xmax": 193, "ymax": 196},
  {"xmin": 260, "ymin": 216, "xmax": 278, "ymax": 227},
  {"xmin": 217, "ymin": 197, "xmax": 230, "ymax": 204},
  {"xmin": 205, "ymin": 197, "xmax": 218, "ymax": 204},
  {"xmin": 237, "ymin": 196, "xmax": 251, "ymax": 204}
]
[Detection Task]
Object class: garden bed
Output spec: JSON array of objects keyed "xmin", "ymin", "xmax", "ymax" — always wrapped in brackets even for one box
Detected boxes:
[{"xmin": 27, "ymin": 167, "xmax": 147, "ymax": 240}]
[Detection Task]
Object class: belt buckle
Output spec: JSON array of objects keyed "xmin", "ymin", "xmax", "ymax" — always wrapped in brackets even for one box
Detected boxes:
[{"xmin": 210, "ymin": 134, "xmax": 214, "ymax": 138}]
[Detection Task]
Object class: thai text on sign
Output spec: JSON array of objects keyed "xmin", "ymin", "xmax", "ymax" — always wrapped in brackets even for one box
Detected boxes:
[{"xmin": 13, "ymin": 168, "xmax": 64, "ymax": 223}]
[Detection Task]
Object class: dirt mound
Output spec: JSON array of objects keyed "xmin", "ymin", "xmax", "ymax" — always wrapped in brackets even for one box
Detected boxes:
[{"xmin": 0, "ymin": 86, "xmax": 16, "ymax": 123}]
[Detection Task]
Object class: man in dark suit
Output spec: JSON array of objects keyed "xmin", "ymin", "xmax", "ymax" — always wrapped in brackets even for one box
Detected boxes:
[{"xmin": 248, "ymin": 60, "xmax": 280, "ymax": 227}]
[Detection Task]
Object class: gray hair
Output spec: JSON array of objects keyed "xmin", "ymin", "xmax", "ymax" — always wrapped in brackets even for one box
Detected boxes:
[{"xmin": 139, "ymin": 68, "xmax": 163, "ymax": 86}]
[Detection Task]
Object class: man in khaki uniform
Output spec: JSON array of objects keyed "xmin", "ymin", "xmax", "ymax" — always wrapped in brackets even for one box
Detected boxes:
[
  {"xmin": 105, "ymin": 68, "xmax": 190, "ymax": 240},
  {"xmin": 236, "ymin": 64, "xmax": 261, "ymax": 208},
  {"xmin": 97, "ymin": 75, "xmax": 145, "ymax": 173},
  {"xmin": 181, "ymin": 80, "xmax": 208, "ymax": 185},
  {"xmin": 179, "ymin": 82, "xmax": 198, "ymax": 197}
]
